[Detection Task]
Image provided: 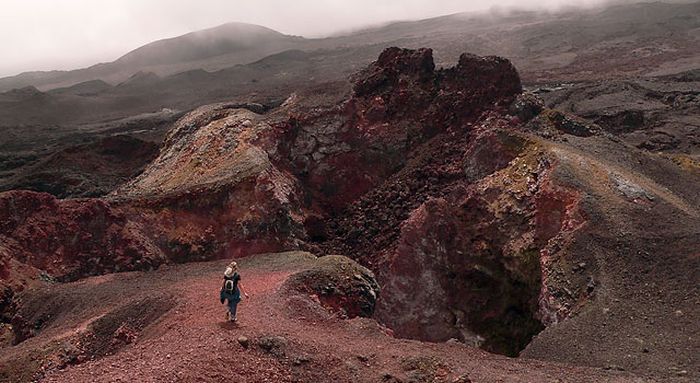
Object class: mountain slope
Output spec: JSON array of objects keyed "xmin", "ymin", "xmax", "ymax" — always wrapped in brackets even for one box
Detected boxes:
[
  {"xmin": 114, "ymin": 22, "xmax": 301, "ymax": 67},
  {"xmin": 0, "ymin": 22, "xmax": 306, "ymax": 92},
  {"xmin": 1, "ymin": 1, "xmax": 698, "ymax": 93},
  {"xmin": 326, "ymin": 1, "xmax": 700, "ymax": 81}
]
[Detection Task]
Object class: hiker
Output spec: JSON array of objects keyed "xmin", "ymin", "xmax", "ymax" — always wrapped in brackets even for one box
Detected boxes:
[{"xmin": 220, "ymin": 261, "xmax": 249, "ymax": 322}]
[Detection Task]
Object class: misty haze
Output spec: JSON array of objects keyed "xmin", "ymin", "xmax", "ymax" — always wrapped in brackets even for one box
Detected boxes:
[{"xmin": 0, "ymin": 1, "xmax": 698, "ymax": 382}]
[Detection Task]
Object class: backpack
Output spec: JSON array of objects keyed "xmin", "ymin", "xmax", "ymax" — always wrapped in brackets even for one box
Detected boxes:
[{"xmin": 223, "ymin": 273, "xmax": 239, "ymax": 294}]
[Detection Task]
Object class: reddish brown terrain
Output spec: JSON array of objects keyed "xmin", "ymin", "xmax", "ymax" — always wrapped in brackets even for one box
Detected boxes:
[
  {"xmin": 0, "ymin": 45, "xmax": 698, "ymax": 382},
  {"xmin": 1, "ymin": 253, "xmax": 653, "ymax": 383},
  {"xmin": 1, "ymin": 2, "xmax": 697, "ymax": 201},
  {"xmin": 0, "ymin": 2, "xmax": 699, "ymax": 381}
]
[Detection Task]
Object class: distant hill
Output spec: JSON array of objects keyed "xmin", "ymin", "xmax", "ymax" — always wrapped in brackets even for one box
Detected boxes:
[
  {"xmin": 47, "ymin": 79, "xmax": 112, "ymax": 96},
  {"xmin": 321, "ymin": 1, "xmax": 700, "ymax": 81},
  {"xmin": 115, "ymin": 23, "xmax": 300, "ymax": 67},
  {"xmin": 0, "ymin": 22, "xmax": 306, "ymax": 92},
  {"xmin": 1, "ymin": 2, "xmax": 698, "ymax": 94},
  {"xmin": 0, "ymin": 1, "xmax": 697, "ymax": 113}
]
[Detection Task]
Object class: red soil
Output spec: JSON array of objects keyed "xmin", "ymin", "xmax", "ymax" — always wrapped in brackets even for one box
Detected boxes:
[{"xmin": 10, "ymin": 253, "xmax": 644, "ymax": 383}]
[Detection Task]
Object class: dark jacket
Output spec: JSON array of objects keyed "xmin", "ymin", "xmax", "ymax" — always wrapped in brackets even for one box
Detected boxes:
[{"xmin": 220, "ymin": 272, "xmax": 241, "ymax": 303}]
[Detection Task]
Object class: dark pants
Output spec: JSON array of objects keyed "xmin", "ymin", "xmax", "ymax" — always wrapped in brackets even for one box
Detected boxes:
[
  {"xmin": 221, "ymin": 289, "xmax": 241, "ymax": 319},
  {"xmin": 228, "ymin": 297, "xmax": 239, "ymax": 318}
]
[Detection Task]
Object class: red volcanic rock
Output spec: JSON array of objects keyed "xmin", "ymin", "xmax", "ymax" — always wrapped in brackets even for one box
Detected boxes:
[
  {"xmin": 111, "ymin": 103, "xmax": 307, "ymax": 262},
  {"xmin": 0, "ymin": 48, "xmax": 563, "ymax": 354},
  {"xmin": 0, "ymin": 191, "xmax": 164, "ymax": 280},
  {"xmin": 2, "ymin": 47, "xmax": 698, "ymax": 379},
  {"xmin": 0, "ymin": 190, "xmax": 165, "ymax": 319},
  {"xmin": 281, "ymin": 48, "xmax": 522, "ymax": 211},
  {"xmin": 353, "ymin": 47, "xmax": 435, "ymax": 98},
  {"xmin": 283, "ymin": 255, "xmax": 380, "ymax": 319},
  {"xmin": 373, "ymin": 132, "xmax": 584, "ymax": 356}
]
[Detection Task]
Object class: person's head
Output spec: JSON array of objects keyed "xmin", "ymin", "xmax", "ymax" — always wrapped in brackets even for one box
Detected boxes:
[{"xmin": 224, "ymin": 261, "xmax": 238, "ymax": 277}]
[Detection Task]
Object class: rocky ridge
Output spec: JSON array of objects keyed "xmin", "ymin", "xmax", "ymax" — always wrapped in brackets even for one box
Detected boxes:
[{"xmin": 1, "ymin": 47, "xmax": 698, "ymax": 380}]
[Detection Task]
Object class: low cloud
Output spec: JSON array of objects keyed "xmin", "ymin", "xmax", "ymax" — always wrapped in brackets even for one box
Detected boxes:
[{"xmin": 0, "ymin": 0, "xmax": 644, "ymax": 76}]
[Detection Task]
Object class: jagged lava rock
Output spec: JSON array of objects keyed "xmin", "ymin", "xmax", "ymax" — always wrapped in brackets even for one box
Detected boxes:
[
  {"xmin": 0, "ymin": 190, "xmax": 164, "ymax": 313},
  {"xmin": 2, "ymin": 47, "xmax": 696, "ymax": 380},
  {"xmin": 0, "ymin": 191, "xmax": 164, "ymax": 280},
  {"xmin": 283, "ymin": 255, "xmax": 380, "ymax": 318},
  {"xmin": 0, "ymin": 47, "xmax": 530, "ymax": 346},
  {"xmin": 280, "ymin": 48, "xmax": 522, "ymax": 211},
  {"xmin": 112, "ymin": 102, "xmax": 306, "ymax": 260}
]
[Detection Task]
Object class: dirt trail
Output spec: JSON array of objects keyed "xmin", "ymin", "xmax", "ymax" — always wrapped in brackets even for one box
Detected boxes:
[{"xmin": 5, "ymin": 252, "xmax": 650, "ymax": 383}]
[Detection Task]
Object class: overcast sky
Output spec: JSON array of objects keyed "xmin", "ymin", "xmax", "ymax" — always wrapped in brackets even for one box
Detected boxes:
[{"xmin": 0, "ymin": 0, "xmax": 619, "ymax": 77}]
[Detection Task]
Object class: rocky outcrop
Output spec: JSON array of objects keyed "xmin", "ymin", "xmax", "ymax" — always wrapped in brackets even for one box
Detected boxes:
[
  {"xmin": 279, "ymin": 48, "xmax": 522, "ymax": 211},
  {"xmin": 111, "ymin": 102, "xmax": 306, "ymax": 261},
  {"xmin": 0, "ymin": 191, "xmax": 164, "ymax": 280},
  {"xmin": 283, "ymin": 255, "xmax": 380, "ymax": 318},
  {"xmin": 311, "ymin": 109, "xmax": 589, "ymax": 355},
  {"xmin": 0, "ymin": 48, "xmax": 546, "ymax": 352},
  {"xmin": 509, "ymin": 92, "xmax": 545, "ymax": 122},
  {"xmin": 0, "ymin": 136, "xmax": 160, "ymax": 198},
  {"xmin": 0, "ymin": 191, "xmax": 166, "ymax": 322},
  {"xmin": 11, "ymin": 47, "xmax": 694, "ymax": 370}
]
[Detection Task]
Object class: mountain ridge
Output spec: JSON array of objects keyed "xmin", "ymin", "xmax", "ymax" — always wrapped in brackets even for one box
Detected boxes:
[
  {"xmin": 2, "ymin": 1, "xmax": 698, "ymax": 92},
  {"xmin": 0, "ymin": 22, "xmax": 306, "ymax": 92},
  {"xmin": 113, "ymin": 22, "xmax": 303, "ymax": 67}
]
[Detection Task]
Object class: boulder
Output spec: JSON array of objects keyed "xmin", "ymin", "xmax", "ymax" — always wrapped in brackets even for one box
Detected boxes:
[
  {"xmin": 283, "ymin": 255, "xmax": 380, "ymax": 318},
  {"xmin": 509, "ymin": 92, "xmax": 545, "ymax": 122}
]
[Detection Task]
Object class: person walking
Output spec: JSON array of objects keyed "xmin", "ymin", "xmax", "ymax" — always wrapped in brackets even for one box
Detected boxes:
[{"xmin": 220, "ymin": 261, "xmax": 249, "ymax": 322}]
